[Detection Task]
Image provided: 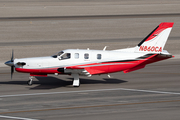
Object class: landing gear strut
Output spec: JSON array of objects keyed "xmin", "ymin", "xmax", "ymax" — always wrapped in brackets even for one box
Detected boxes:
[
  {"xmin": 27, "ymin": 76, "xmax": 34, "ymax": 86},
  {"xmin": 71, "ymin": 74, "xmax": 80, "ymax": 87}
]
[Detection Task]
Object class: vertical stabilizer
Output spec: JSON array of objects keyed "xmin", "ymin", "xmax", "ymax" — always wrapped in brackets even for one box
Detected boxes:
[{"xmin": 135, "ymin": 22, "xmax": 174, "ymax": 53}]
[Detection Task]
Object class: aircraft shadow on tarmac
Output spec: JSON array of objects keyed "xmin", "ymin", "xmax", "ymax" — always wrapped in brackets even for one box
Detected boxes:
[
  {"xmin": 0, "ymin": 76, "xmax": 127, "ymax": 90},
  {"xmin": 31, "ymin": 76, "xmax": 127, "ymax": 89}
]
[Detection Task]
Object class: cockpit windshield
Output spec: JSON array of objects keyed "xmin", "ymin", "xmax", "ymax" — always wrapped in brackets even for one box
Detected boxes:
[
  {"xmin": 51, "ymin": 51, "xmax": 64, "ymax": 58},
  {"xmin": 51, "ymin": 51, "xmax": 71, "ymax": 60},
  {"xmin": 57, "ymin": 51, "xmax": 64, "ymax": 56}
]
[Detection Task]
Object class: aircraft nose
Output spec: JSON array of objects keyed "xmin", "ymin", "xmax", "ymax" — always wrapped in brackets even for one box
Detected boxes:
[{"xmin": 5, "ymin": 60, "xmax": 14, "ymax": 67}]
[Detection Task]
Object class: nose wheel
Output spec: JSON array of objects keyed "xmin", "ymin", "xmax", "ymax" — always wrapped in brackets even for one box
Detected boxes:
[{"xmin": 27, "ymin": 76, "xmax": 34, "ymax": 86}]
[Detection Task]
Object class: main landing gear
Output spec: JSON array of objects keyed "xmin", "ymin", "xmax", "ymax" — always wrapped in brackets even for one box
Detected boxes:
[
  {"xmin": 27, "ymin": 76, "xmax": 34, "ymax": 86},
  {"xmin": 71, "ymin": 74, "xmax": 80, "ymax": 87}
]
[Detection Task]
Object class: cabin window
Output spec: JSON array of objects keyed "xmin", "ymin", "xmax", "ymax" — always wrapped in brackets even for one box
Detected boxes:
[
  {"xmin": 75, "ymin": 53, "xmax": 79, "ymax": 59},
  {"xmin": 97, "ymin": 54, "xmax": 102, "ymax": 59},
  {"xmin": 61, "ymin": 53, "xmax": 71, "ymax": 60},
  {"xmin": 84, "ymin": 53, "xmax": 89, "ymax": 59}
]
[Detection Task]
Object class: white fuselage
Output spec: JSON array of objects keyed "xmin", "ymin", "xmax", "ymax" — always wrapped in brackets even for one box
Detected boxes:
[{"xmin": 14, "ymin": 48, "xmax": 145, "ymax": 70}]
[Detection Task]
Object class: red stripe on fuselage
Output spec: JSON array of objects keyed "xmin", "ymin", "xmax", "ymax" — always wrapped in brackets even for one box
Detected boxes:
[
  {"xmin": 15, "ymin": 67, "xmax": 60, "ymax": 74},
  {"xmin": 15, "ymin": 61, "xmax": 141, "ymax": 75}
]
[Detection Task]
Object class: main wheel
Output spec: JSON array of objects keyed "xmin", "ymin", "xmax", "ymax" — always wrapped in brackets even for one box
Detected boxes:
[
  {"xmin": 27, "ymin": 80, "xmax": 33, "ymax": 86},
  {"xmin": 73, "ymin": 85, "xmax": 80, "ymax": 87}
]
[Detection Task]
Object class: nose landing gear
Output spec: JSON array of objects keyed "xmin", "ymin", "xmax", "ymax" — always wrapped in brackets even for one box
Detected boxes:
[{"xmin": 27, "ymin": 76, "xmax": 34, "ymax": 86}]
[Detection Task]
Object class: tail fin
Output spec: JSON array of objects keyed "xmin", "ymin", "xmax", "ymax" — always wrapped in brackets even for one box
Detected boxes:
[{"xmin": 135, "ymin": 22, "xmax": 174, "ymax": 53}]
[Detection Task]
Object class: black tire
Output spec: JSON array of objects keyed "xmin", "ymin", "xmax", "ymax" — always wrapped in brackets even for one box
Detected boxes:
[{"xmin": 27, "ymin": 80, "xmax": 33, "ymax": 86}]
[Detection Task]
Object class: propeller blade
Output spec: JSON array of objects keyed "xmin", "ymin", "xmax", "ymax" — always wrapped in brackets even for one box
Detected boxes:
[
  {"xmin": 11, "ymin": 50, "xmax": 14, "ymax": 79},
  {"xmin": 11, "ymin": 66, "xmax": 14, "ymax": 79},
  {"xmin": 11, "ymin": 49, "xmax": 14, "ymax": 62}
]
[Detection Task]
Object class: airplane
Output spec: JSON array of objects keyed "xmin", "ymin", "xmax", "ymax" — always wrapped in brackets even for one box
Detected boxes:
[{"xmin": 5, "ymin": 22, "xmax": 174, "ymax": 87}]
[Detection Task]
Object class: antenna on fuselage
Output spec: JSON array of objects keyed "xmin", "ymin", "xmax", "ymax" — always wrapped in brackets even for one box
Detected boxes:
[{"xmin": 103, "ymin": 46, "xmax": 108, "ymax": 51}]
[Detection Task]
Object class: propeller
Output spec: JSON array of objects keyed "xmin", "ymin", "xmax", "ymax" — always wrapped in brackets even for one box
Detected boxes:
[{"xmin": 5, "ymin": 50, "xmax": 15, "ymax": 79}]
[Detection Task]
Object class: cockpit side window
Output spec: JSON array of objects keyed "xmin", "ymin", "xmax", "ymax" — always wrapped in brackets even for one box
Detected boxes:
[{"xmin": 61, "ymin": 53, "xmax": 71, "ymax": 60}]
